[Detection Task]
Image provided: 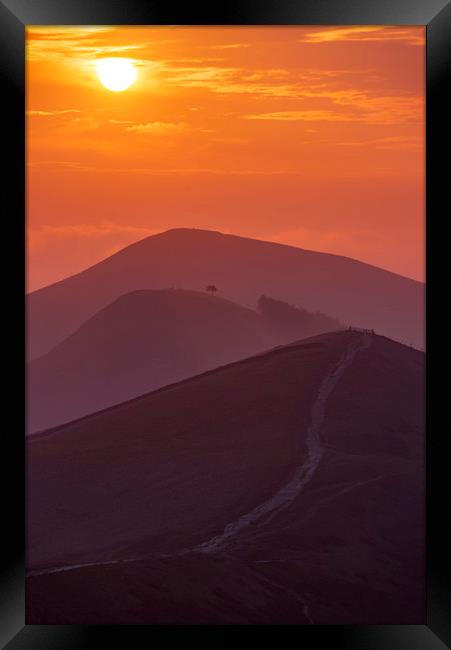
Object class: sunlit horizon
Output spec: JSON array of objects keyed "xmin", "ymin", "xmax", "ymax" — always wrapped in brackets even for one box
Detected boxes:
[{"xmin": 26, "ymin": 26, "xmax": 425, "ymax": 291}]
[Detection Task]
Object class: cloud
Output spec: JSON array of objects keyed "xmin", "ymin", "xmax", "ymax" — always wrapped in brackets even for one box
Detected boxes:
[
  {"xmin": 28, "ymin": 221, "xmax": 158, "ymax": 248},
  {"xmin": 162, "ymin": 57, "xmax": 225, "ymax": 64},
  {"xmin": 26, "ymin": 27, "xmax": 149, "ymax": 62},
  {"xmin": 28, "ymin": 221, "xmax": 161, "ymax": 290},
  {"xmin": 301, "ymin": 27, "xmax": 424, "ymax": 46},
  {"xmin": 27, "ymin": 161, "xmax": 302, "ymax": 176},
  {"xmin": 210, "ymin": 43, "xmax": 251, "ymax": 50},
  {"xmin": 109, "ymin": 119, "xmax": 135, "ymax": 125},
  {"xmin": 246, "ymin": 110, "xmax": 352, "ymax": 122},
  {"xmin": 125, "ymin": 121, "xmax": 187, "ymax": 134},
  {"xmin": 245, "ymin": 92, "xmax": 422, "ymax": 125},
  {"xmin": 154, "ymin": 63, "xmax": 396, "ymax": 104},
  {"xmin": 158, "ymin": 63, "xmax": 320, "ymax": 98},
  {"xmin": 338, "ymin": 135, "xmax": 423, "ymax": 152},
  {"xmin": 27, "ymin": 109, "xmax": 81, "ymax": 116},
  {"xmin": 156, "ymin": 64, "xmax": 302, "ymax": 98},
  {"xmin": 26, "ymin": 27, "xmax": 112, "ymax": 42},
  {"xmin": 27, "ymin": 160, "xmax": 94, "ymax": 171}
]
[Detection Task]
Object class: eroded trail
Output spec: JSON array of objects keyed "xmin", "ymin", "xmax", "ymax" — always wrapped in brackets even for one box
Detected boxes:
[
  {"xmin": 27, "ymin": 556, "xmax": 142, "ymax": 578},
  {"xmin": 193, "ymin": 332, "xmax": 372, "ymax": 554}
]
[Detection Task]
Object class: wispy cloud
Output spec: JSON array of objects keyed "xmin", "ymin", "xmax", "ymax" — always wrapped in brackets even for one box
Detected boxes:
[
  {"xmin": 29, "ymin": 221, "xmax": 158, "ymax": 247},
  {"xmin": 109, "ymin": 119, "xmax": 135, "ymax": 125},
  {"xmin": 162, "ymin": 57, "xmax": 225, "ymax": 64},
  {"xmin": 338, "ymin": 135, "xmax": 423, "ymax": 151},
  {"xmin": 26, "ymin": 27, "xmax": 112, "ymax": 42},
  {"xmin": 27, "ymin": 161, "xmax": 303, "ymax": 176},
  {"xmin": 210, "ymin": 43, "xmax": 251, "ymax": 50},
  {"xmin": 245, "ymin": 92, "xmax": 422, "ymax": 125},
  {"xmin": 246, "ymin": 110, "xmax": 351, "ymax": 122},
  {"xmin": 27, "ymin": 160, "xmax": 97, "ymax": 171},
  {"xmin": 27, "ymin": 27, "xmax": 148, "ymax": 62},
  {"xmin": 301, "ymin": 26, "xmax": 424, "ymax": 46},
  {"xmin": 157, "ymin": 64, "xmax": 314, "ymax": 98},
  {"xmin": 125, "ymin": 121, "xmax": 187, "ymax": 134},
  {"xmin": 27, "ymin": 109, "xmax": 82, "ymax": 116},
  {"xmin": 154, "ymin": 64, "xmax": 391, "ymax": 103}
]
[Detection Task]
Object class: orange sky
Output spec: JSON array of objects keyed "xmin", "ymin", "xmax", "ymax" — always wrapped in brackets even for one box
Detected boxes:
[{"xmin": 26, "ymin": 26, "xmax": 425, "ymax": 291}]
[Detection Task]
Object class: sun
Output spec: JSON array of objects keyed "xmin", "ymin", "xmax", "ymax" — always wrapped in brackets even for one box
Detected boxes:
[{"xmin": 96, "ymin": 58, "xmax": 138, "ymax": 92}]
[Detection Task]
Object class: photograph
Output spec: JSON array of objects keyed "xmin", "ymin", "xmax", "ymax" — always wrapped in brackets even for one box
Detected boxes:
[{"xmin": 23, "ymin": 24, "xmax": 429, "ymax": 625}]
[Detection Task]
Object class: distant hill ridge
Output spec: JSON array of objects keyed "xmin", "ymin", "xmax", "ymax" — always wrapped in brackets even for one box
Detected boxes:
[
  {"xmin": 27, "ymin": 228, "xmax": 424, "ymax": 359},
  {"xmin": 27, "ymin": 288, "xmax": 342, "ymax": 433}
]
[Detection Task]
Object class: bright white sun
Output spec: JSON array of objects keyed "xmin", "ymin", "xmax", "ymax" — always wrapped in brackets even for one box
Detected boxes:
[{"xmin": 96, "ymin": 58, "xmax": 137, "ymax": 92}]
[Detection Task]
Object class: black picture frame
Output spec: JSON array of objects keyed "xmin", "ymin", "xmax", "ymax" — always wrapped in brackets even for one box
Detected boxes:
[{"xmin": 1, "ymin": 0, "xmax": 449, "ymax": 646}]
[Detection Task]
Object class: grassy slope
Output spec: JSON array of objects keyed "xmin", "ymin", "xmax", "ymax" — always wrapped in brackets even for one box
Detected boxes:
[{"xmin": 27, "ymin": 331, "xmax": 425, "ymax": 624}]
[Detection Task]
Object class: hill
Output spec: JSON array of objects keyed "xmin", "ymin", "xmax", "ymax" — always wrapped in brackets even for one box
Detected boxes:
[
  {"xmin": 27, "ymin": 330, "xmax": 425, "ymax": 624},
  {"xmin": 27, "ymin": 228, "xmax": 424, "ymax": 359},
  {"xmin": 27, "ymin": 289, "xmax": 340, "ymax": 432}
]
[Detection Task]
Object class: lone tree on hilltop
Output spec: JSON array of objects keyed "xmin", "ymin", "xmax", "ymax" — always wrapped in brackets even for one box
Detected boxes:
[{"xmin": 206, "ymin": 285, "xmax": 218, "ymax": 296}]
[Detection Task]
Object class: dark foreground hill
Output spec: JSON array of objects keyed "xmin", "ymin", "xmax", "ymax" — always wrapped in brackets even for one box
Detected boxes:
[
  {"xmin": 27, "ymin": 330, "xmax": 425, "ymax": 624},
  {"xmin": 27, "ymin": 228, "xmax": 424, "ymax": 359},
  {"xmin": 27, "ymin": 289, "xmax": 340, "ymax": 432}
]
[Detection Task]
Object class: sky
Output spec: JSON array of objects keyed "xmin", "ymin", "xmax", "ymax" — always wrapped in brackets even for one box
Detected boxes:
[{"xmin": 26, "ymin": 26, "xmax": 425, "ymax": 291}]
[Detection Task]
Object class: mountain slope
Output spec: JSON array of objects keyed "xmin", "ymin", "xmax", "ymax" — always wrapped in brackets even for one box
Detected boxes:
[
  {"xmin": 27, "ymin": 331, "xmax": 425, "ymax": 624},
  {"xmin": 27, "ymin": 228, "xmax": 424, "ymax": 359},
  {"xmin": 27, "ymin": 289, "xmax": 340, "ymax": 432}
]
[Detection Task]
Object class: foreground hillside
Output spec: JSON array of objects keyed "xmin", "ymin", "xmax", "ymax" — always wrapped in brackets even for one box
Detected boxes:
[
  {"xmin": 27, "ymin": 228, "xmax": 424, "ymax": 358},
  {"xmin": 27, "ymin": 331, "xmax": 425, "ymax": 624},
  {"xmin": 27, "ymin": 289, "xmax": 340, "ymax": 432}
]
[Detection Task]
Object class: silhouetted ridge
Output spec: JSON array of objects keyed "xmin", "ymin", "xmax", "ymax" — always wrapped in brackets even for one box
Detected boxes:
[
  {"xmin": 28, "ymin": 289, "xmax": 345, "ymax": 433},
  {"xmin": 258, "ymin": 294, "xmax": 342, "ymax": 340},
  {"xmin": 27, "ymin": 228, "xmax": 424, "ymax": 359}
]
